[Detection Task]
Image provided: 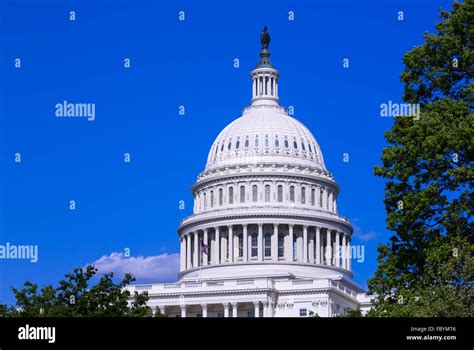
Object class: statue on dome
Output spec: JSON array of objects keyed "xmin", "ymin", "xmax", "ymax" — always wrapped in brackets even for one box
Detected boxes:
[{"xmin": 260, "ymin": 26, "xmax": 271, "ymax": 50}]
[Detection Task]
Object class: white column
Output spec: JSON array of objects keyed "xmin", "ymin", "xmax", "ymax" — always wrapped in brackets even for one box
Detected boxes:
[
  {"xmin": 316, "ymin": 227, "xmax": 321, "ymax": 264},
  {"xmin": 221, "ymin": 232, "xmax": 227, "ymax": 263},
  {"xmin": 223, "ymin": 303, "xmax": 230, "ymax": 318},
  {"xmin": 180, "ymin": 237, "xmax": 186, "ymax": 271},
  {"xmin": 243, "ymin": 224, "xmax": 248, "ymax": 262},
  {"xmin": 214, "ymin": 227, "xmax": 220, "ymax": 264},
  {"xmin": 323, "ymin": 188, "xmax": 328, "ymax": 210},
  {"xmin": 186, "ymin": 233, "xmax": 191, "ymax": 269},
  {"xmin": 347, "ymin": 237, "xmax": 352, "ymax": 271},
  {"xmin": 303, "ymin": 225, "xmax": 308, "ymax": 263},
  {"xmin": 193, "ymin": 231, "xmax": 199, "ymax": 267},
  {"xmin": 288, "ymin": 224, "xmax": 294, "ymax": 262},
  {"xmin": 269, "ymin": 302, "xmax": 274, "ymax": 317},
  {"xmin": 258, "ymin": 224, "xmax": 263, "ymax": 261},
  {"xmin": 342, "ymin": 233, "xmax": 347, "ymax": 269},
  {"xmin": 326, "ymin": 229, "xmax": 331, "ymax": 266},
  {"xmin": 335, "ymin": 231, "xmax": 340, "ymax": 268},
  {"xmin": 309, "ymin": 231, "xmax": 315, "ymax": 263},
  {"xmin": 228, "ymin": 225, "xmax": 234, "ymax": 263},
  {"xmin": 254, "ymin": 302, "xmax": 260, "ymax": 318},
  {"xmin": 203, "ymin": 229, "xmax": 208, "ymax": 266},
  {"xmin": 247, "ymin": 230, "xmax": 252, "ymax": 260},
  {"xmin": 180, "ymin": 306, "xmax": 187, "ymax": 318},
  {"xmin": 296, "ymin": 230, "xmax": 303, "ymax": 262},
  {"xmin": 272, "ymin": 224, "xmax": 278, "ymax": 261},
  {"xmin": 232, "ymin": 303, "xmax": 238, "ymax": 318},
  {"xmin": 202, "ymin": 304, "xmax": 208, "ymax": 318},
  {"xmin": 263, "ymin": 302, "xmax": 269, "ymax": 318}
]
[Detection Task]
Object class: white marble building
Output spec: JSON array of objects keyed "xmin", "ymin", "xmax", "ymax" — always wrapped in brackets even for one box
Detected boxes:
[{"xmin": 126, "ymin": 28, "xmax": 370, "ymax": 317}]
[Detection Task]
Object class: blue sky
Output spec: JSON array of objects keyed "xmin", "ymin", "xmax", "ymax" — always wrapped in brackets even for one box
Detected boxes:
[{"xmin": 0, "ymin": 0, "xmax": 454, "ymax": 305}]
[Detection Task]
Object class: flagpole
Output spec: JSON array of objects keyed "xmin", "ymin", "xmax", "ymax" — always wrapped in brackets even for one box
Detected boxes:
[
  {"xmin": 199, "ymin": 241, "xmax": 202, "ymax": 283},
  {"xmin": 198, "ymin": 240, "xmax": 208, "ymax": 284}
]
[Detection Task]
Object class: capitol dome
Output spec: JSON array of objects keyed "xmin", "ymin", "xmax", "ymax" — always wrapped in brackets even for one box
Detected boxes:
[
  {"xmin": 177, "ymin": 26, "xmax": 354, "ymax": 284},
  {"xmin": 205, "ymin": 107, "xmax": 326, "ymax": 171},
  {"xmin": 127, "ymin": 27, "xmax": 369, "ymax": 318}
]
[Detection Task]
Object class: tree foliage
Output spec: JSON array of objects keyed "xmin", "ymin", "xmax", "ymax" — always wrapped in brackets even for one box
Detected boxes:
[
  {"xmin": 368, "ymin": 0, "xmax": 473, "ymax": 317},
  {"xmin": 0, "ymin": 265, "xmax": 150, "ymax": 317}
]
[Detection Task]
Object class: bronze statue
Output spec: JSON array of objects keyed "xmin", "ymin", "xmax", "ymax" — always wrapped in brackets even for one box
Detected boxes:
[{"xmin": 260, "ymin": 26, "xmax": 270, "ymax": 50}]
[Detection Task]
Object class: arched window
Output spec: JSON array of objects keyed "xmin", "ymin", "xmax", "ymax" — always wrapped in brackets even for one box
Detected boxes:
[
  {"xmin": 235, "ymin": 140, "xmax": 240, "ymax": 149},
  {"xmin": 252, "ymin": 185, "xmax": 258, "ymax": 202},
  {"xmin": 265, "ymin": 135, "xmax": 269, "ymax": 148},
  {"xmin": 203, "ymin": 192, "xmax": 207, "ymax": 209},
  {"xmin": 311, "ymin": 188, "xmax": 315, "ymax": 206},
  {"xmin": 219, "ymin": 188, "xmax": 223, "ymax": 206},
  {"xmin": 240, "ymin": 186, "xmax": 245, "ymax": 203},
  {"xmin": 245, "ymin": 138, "xmax": 249, "ymax": 148},
  {"xmin": 229, "ymin": 187, "xmax": 234, "ymax": 204},
  {"xmin": 319, "ymin": 189, "xmax": 323, "ymax": 207},
  {"xmin": 264, "ymin": 232, "xmax": 271, "ymax": 257},
  {"xmin": 290, "ymin": 186, "xmax": 295, "ymax": 203},
  {"xmin": 221, "ymin": 141, "xmax": 225, "ymax": 151},
  {"xmin": 301, "ymin": 187, "xmax": 306, "ymax": 204},
  {"xmin": 284, "ymin": 138, "xmax": 289, "ymax": 148},
  {"xmin": 278, "ymin": 233, "xmax": 285, "ymax": 258},
  {"xmin": 210, "ymin": 190, "xmax": 214, "ymax": 207},
  {"xmin": 293, "ymin": 140, "xmax": 298, "ymax": 149},
  {"xmin": 251, "ymin": 233, "xmax": 258, "ymax": 257},
  {"xmin": 255, "ymin": 136, "xmax": 259, "ymax": 148},
  {"xmin": 265, "ymin": 185, "xmax": 270, "ymax": 202},
  {"xmin": 277, "ymin": 185, "xmax": 283, "ymax": 202},
  {"xmin": 227, "ymin": 141, "xmax": 232, "ymax": 150},
  {"xmin": 308, "ymin": 143, "xmax": 313, "ymax": 153},
  {"xmin": 275, "ymin": 136, "xmax": 279, "ymax": 148},
  {"xmin": 301, "ymin": 141, "xmax": 306, "ymax": 151}
]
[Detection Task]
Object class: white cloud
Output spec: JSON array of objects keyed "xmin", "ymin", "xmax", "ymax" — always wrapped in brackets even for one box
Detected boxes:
[
  {"xmin": 89, "ymin": 252, "xmax": 180, "ymax": 283},
  {"xmin": 352, "ymin": 221, "xmax": 380, "ymax": 242},
  {"xmin": 355, "ymin": 230, "xmax": 379, "ymax": 242}
]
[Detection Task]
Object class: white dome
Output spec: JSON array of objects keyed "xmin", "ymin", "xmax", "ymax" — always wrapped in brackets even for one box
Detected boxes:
[{"xmin": 206, "ymin": 105, "xmax": 326, "ymax": 171}]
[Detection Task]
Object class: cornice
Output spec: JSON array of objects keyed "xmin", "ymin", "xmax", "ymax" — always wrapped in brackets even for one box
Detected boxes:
[{"xmin": 178, "ymin": 210, "xmax": 352, "ymax": 234}]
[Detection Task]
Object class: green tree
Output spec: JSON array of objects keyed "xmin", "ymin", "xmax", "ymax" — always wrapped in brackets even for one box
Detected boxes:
[
  {"xmin": 337, "ymin": 309, "xmax": 363, "ymax": 318},
  {"xmin": 1, "ymin": 265, "xmax": 150, "ymax": 317},
  {"xmin": 154, "ymin": 309, "xmax": 168, "ymax": 318},
  {"xmin": 368, "ymin": 0, "xmax": 473, "ymax": 317}
]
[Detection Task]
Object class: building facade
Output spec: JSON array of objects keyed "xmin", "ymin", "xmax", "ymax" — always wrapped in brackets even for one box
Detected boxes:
[{"xmin": 126, "ymin": 28, "xmax": 370, "ymax": 317}]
